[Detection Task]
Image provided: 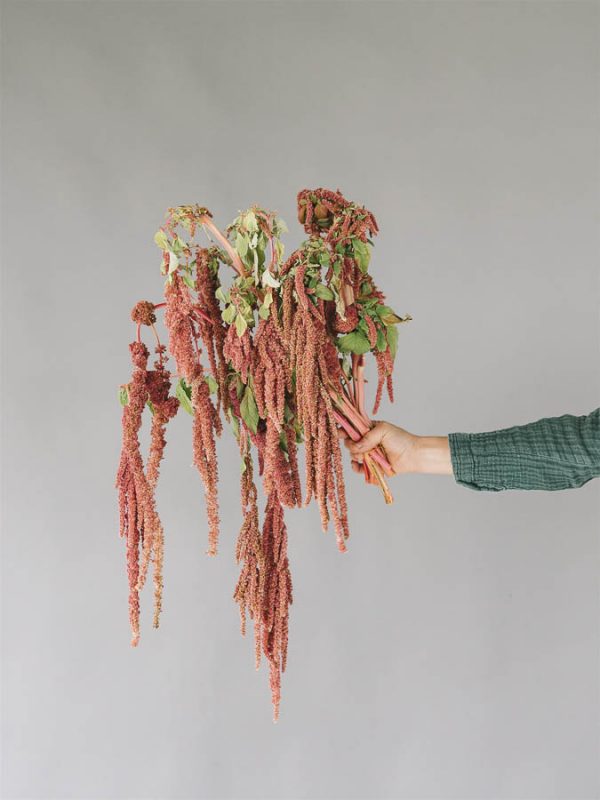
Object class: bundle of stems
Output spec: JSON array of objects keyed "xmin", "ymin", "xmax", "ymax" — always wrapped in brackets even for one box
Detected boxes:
[{"xmin": 116, "ymin": 188, "xmax": 410, "ymax": 719}]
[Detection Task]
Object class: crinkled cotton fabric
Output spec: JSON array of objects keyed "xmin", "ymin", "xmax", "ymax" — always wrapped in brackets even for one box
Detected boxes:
[{"xmin": 449, "ymin": 409, "xmax": 600, "ymax": 491}]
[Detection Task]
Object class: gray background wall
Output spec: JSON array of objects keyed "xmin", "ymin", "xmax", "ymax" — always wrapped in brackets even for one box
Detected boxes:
[{"xmin": 2, "ymin": 1, "xmax": 598, "ymax": 798}]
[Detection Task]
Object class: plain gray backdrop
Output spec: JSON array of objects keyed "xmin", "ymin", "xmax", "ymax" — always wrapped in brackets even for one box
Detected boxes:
[{"xmin": 2, "ymin": 1, "xmax": 599, "ymax": 798}]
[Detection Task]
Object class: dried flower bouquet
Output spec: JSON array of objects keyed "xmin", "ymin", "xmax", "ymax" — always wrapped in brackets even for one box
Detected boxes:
[{"xmin": 116, "ymin": 188, "xmax": 411, "ymax": 719}]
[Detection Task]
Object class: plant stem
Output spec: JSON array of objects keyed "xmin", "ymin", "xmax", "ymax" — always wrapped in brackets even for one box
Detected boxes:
[
  {"xmin": 136, "ymin": 300, "xmax": 211, "ymax": 344},
  {"xmin": 200, "ymin": 216, "xmax": 246, "ymax": 277},
  {"xmin": 268, "ymin": 235, "xmax": 277, "ymax": 272},
  {"xmin": 332, "ymin": 407, "xmax": 393, "ymax": 501},
  {"xmin": 329, "ymin": 386, "xmax": 394, "ymax": 475},
  {"xmin": 364, "ymin": 454, "xmax": 393, "ymax": 504},
  {"xmin": 331, "ymin": 408, "xmax": 361, "ymax": 440},
  {"xmin": 331, "ymin": 391, "xmax": 370, "ymax": 435},
  {"xmin": 150, "ymin": 323, "xmax": 161, "ymax": 349},
  {"xmin": 352, "ymin": 354, "xmax": 366, "ymax": 418}
]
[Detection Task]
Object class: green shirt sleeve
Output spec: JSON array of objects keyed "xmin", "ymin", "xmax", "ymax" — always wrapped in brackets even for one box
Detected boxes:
[{"xmin": 448, "ymin": 409, "xmax": 600, "ymax": 492}]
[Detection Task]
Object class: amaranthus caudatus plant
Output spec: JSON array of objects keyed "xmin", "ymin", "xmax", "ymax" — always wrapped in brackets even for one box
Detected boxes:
[{"xmin": 116, "ymin": 188, "xmax": 411, "ymax": 719}]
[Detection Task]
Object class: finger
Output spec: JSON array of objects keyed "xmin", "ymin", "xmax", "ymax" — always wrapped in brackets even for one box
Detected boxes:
[
  {"xmin": 342, "ymin": 435, "xmax": 360, "ymax": 453},
  {"xmin": 350, "ymin": 422, "xmax": 387, "ymax": 454}
]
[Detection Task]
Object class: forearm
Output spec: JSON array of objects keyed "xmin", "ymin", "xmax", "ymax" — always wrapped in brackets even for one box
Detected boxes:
[{"xmin": 408, "ymin": 436, "xmax": 453, "ymax": 475}]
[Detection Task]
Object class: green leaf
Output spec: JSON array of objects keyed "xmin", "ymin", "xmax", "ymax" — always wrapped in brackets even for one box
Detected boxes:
[
  {"xmin": 376, "ymin": 305, "xmax": 407, "ymax": 325},
  {"xmin": 314, "ymin": 283, "xmax": 334, "ymax": 301},
  {"xmin": 244, "ymin": 211, "xmax": 259, "ymax": 233},
  {"xmin": 318, "ymin": 250, "xmax": 331, "ymax": 268},
  {"xmin": 386, "ymin": 325, "xmax": 399, "ymax": 358},
  {"xmin": 259, "ymin": 290, "xmax": 273, "ymax": 319},
  {"xmin": 170, "ymin": 235, "xmax": 185, "ymax": 256},
  {"xmin": 205, "ymin": 375, "xmax": 218, "ymax": 394},
  {"xmin": 240, "ymin": 384, "xmax": 259, "ymax": 434},
  {"xmin": 279, "ymin": 430, "xmax": 289, "ymax": 454},
  {"xmin": 274, "ymin": 239, "xmax": 285, "ymax": 263},
  {"xmin": 222, "ymin": 303, "xmax": 236, "ymax": 324},
  {"xmin": 119, "ymin": 386, "xmax": 129, "ymax": 406},
  {"xmin": 235, "ymin": 375, "xmax": 244, "ymax": 399},
  {"xmin": 154, "ymin": 230, "xmax": 169, "ymax": 250},
  {"xmin": 182, "ymin": 273, "xmax": 195, "ymax": 290},
  {"xmin": 237, "ymin": 296, "xmax": 251, "ymax": 316},
  {"xmin": 230, "ymin": 414, "xmax": 240, "ymax": 438},
  {"xmin": 168, "ymin": 250, "xmax": 179, "ymax": 274},
  {"xmin": 376, "ymin": 328, "xmax": 387, "ymax": 352},
  {"xmin": 376, "ymin": 305, "xmax": 394, "ymax": 320},
  {"xmin": 215, "ymin": 286, "xmax": 227, "ymax": 303},
  {"xmin": 176, "ymin": 379, "xmax": 193, "ymax": 415},
  {"xmin": 235, "ymin": 312, "xmax": 248, "ymax": 337},
  {"xmin": 353, "ymin": 239, "xmax": 371, "ymax": 273},
  {"xmin": 235, "ymin": 232, "xmax": 249, "ymax": 258},
  {"xmin": 261, "ymin": 269, "xmax": 280, "ymax": 289},
  {"xmin": 146, "ymin": 399, "xmax": 155, "ymax": 415},
  {"xmin": 274, "ymin": 216, "xmax": 288, "ymax": 235},
  {"xmin": 337, "ymin": 330, "xmax": 371, "ymax": 355}
]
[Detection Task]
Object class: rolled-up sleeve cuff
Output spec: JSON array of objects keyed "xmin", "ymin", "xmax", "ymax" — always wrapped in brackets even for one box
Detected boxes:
[{"xmin": 448, "ymin": 431, "xmax": 481, "ymax": 490}]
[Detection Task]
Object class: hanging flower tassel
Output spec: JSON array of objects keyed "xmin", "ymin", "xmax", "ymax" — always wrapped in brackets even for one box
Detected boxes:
[
  {"xmin": 260, "ymin": 490, "xmax": 293, "ymax": 722},
  {"xmin": 116, "ymin": 342, "xmax": 166, "ymax": 643},
  {"xmin": 233, "ymin": 432, "xmax": 265, "ymax": 669}
]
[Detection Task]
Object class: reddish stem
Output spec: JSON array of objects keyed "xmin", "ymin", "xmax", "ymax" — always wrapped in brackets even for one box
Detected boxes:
[
  {"xmin": 136, "ymin": 300, "xmax": 211, "ymax": 343},
  {"xmin": 200, "ymin": 216, "xmax": 246, "ymax": 277},
  {"xmin": 331, "ymin": 391, "xmax": 370, "ymax": 435},
  {"xmin": 364, "ymin": 455, "xmax": 394, "ymax": 504},
  {"xmin": 193, "ymin": 306, "xmax": 215, "ymax": 324},
  {"xmin": 330, "ymin": 392, "xmax": 393, "ymax": 474},
  {"xmin": 332, "ymin": 408, "xmax": 393, "ymax": 499},
  {"xmin": 352, "ymin": 354, "xmax": 366, "ymax": 418},
  {"xmin": 268, "ymin": 235, "xmax": 276, "ymax": 271},
  {"xmin": 331, "ymin": 409, "xmax": 361, "ymax": 440},
  {"xmin": 150, "ymin": 322, "xmax": 161, "ymax": 349}
]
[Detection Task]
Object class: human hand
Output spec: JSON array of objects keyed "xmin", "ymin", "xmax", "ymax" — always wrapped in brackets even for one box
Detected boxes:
[{"xmin": 339, "ymin": 421, "xmax": 453, "ymax": 480}]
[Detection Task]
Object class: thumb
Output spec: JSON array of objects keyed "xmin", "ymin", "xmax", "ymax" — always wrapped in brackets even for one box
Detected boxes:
[{"xmin": 352, "ymin": 422, "xmax": 387, "ymax": 453}]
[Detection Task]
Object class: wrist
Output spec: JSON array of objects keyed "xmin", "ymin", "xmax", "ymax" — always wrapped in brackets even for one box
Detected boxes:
[{"xmin": 410, "ymin": 436, "xmax": 453, "ymax": 475}]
